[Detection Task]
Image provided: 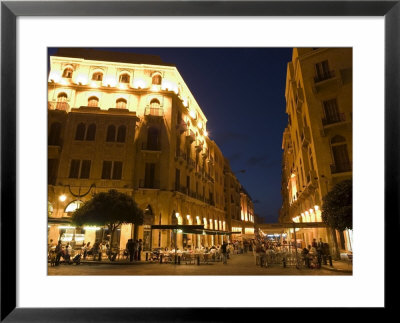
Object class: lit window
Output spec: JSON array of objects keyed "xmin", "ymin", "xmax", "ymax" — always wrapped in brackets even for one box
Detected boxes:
[
  {"xmin": 116, "ymin": 98, "xmax": 127, "ymax": 109},
  {"xmin": 88, "ymin": 96, "xmax": 99, "ymax": 107},
  {"xmin": 152, "ymin": 74, "xmax": 162, "ymax": 85},
  {"xmin": 62, "ymin": 68, "xmax": 73, "ymax": 78},
  {"xmin": 92, "ymin": 72, "xmax": 103, "ymax": 81},
  {"xmin": 119, "ymin": 74, "xmax": 130, "ymax": 83}
]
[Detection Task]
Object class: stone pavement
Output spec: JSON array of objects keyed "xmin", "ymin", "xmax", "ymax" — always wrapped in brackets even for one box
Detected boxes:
[{"xmin": 48, "ymin": 252, "xmax": 352, "ymax": 275}]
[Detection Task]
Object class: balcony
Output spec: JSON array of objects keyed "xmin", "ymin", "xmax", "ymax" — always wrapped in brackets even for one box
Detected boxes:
[
  {"xmin": 186, "ymin": 157, "xmax": 195, "ymax": 170},
  {"xmin": 175, "ymin": 150, "xmax": 186, "ymax": 162},
  {"xmin": 186, "ymin": 130, "xmax": 195, "ymax": 143},
  {"xmin": 322, "ymin": 113, "xmax": 346, "ymax": 126},
  {"xmin": 301, "ymin": 126, "xmax": 311, "ymax": 147},
  {"xmin": 48, "ymin": 101, "xmax": 70, "ymax": 111},
  {"xmin": 139, "ymin": 179, "xmax": 160, "ymax": 189},
  {"xmin": 314, "ymin": 70, "xmax": 335, "ymax": 83},
  {"xmin": 141, "ymin": 142, "xmax": 161, "ymax": 151},
  {"xmin": 330, "ymin": 163, "xmax": 352, "ymax": 174},
  {"xmin": 176, "ymin": 120, "xmax": 188, "ymax": 134},
  {"xmin": 144, "ymin": 107, "xmax": 164, "ymax": 117}
]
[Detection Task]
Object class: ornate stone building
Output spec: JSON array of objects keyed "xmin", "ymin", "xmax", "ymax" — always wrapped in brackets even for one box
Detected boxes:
[
  {"xmin": 279, "ymin": 48, "xmax": 353, "ymax": 253},
  {"xmin": 47, "ymin": 49, "xmax": 254, "ymax": 251}
]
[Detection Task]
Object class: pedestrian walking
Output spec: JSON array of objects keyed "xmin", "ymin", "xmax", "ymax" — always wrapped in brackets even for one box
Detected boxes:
[
  {"xmin": 126, "ymin": 239, "xmax": 135, "ymax": 262},
  {"xmin": 55, "ymin": 240, "xmax": 62, "ymax": 266},
  {"xmin": 221, "ymin": 241, "xmax": 228, "ymax": 264},
  {"xmin": 137, "ymin": 239, "xmax": 143, "ymax": 261}
]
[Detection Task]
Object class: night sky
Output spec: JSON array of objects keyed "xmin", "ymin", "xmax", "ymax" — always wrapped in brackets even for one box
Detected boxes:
[{"xmin": 48, "ymin": 47, "xmax": 293, "ymax": 223}]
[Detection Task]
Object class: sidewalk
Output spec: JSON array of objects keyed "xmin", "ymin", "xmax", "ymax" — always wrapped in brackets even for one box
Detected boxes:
[{"xmin": 321, "ymin": 259, "xmax": 352, "ymax": 273}]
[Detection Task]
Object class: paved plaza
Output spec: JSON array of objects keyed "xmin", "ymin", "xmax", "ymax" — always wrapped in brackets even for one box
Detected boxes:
[{"xmin": 48, "ymin": 252, "xmax": 352, "ymax": 276}]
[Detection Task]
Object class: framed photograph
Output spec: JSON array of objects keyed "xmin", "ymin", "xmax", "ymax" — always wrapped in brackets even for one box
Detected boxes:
[{"xmin": 1, "ymin": 0, "xmax": 398, "ymax": 320}]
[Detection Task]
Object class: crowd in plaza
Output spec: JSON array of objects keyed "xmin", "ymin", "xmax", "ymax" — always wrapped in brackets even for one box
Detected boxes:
[
  {"xmin": 252, "ymin": 236, "xmax": 334, "ymax": 269},
  {"xmin": 47, "ymin": 238, "xmax": 254, "ymax": 266}
]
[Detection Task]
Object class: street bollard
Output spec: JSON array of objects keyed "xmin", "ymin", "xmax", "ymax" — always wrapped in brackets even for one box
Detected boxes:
[
  {"xmin": 98, "ymin": 252, "xmax": 102, "ymax": 261},
  {"xmin": 197, "ymin": 255, "xmax": 200, "ymax": 265},
  {"xmin": 328, "ymin": 255, "xmax": 333, "ymax": 267},
  {"xmin": 178, "ymin": 256, "xmax": 181, "ymax": 265},
  {"xmin": 146, "ymin": 253, "xmax": 149, "ymax": 261},
  {"xmin": 283, "ymin": 258, "xmax": 286, "ymax": 268},
  {"xmin": 160, "ymin": 254, "xmax": 163, "ymax": 264},
  {"xmin": 174, "ymin": 255, "xmax": 177, "ymax": 264}
]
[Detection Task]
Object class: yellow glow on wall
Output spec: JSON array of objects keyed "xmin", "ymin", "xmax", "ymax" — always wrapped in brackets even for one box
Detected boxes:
[
  {"xmin": 189, "ymin": 109, "xmax": 196, "ymax": 119},
  {"xmin": 49, "ymin": 70, "xmax": 61, "ymax": 83},
  {"xmin": 197, "ymin": 121, "xmax": 203, "ymax": 129},
  {"xmin": 182, "ymin": 98, "xmax": 188, "ymax": 107},
  {"xmin": 75, "ymin": 74, "xmax": 88, "ymax": 85},
  {"xmin": 204, "ymin": 130, "xmax": 208, "ymax": 137},
  {"xmin": 90, "ymin": 81, "xmax": 99, "ymax": 88},
  {"xmin": 161, "ymin": 79, "xmax": 178, "ymax": 93},
  {"xmin": 59, "ymin": 194, "xmax": 67, "ymax": 202},
  {"xmin": 175, "ymin": 212, "xmax": 180, "ymax": 218},
  {"xmin": 104, "ymin": 75, "xmax": 116, "ymax": 87},
  {"xmin": 245, "ymin": 228, "xmax": 254, "ymax": 235},
  {"xmin": 133, "ymin": 78, "xmax": 146, "ymax": 89}
]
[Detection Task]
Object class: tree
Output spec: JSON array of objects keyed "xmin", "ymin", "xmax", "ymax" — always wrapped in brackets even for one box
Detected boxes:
[
  {"xmin": 72, "ymin": 190, "xmax": 143, "ymax": 256},
  {"xmin": 322, "ymin": 179, "xmax": 352, "ymax": 231}
]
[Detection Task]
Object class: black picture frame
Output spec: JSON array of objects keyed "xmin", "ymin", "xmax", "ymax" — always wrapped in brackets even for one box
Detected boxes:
[{"xmin": 1, "ymin": 0, "xmax": 398, "ymax": 321}]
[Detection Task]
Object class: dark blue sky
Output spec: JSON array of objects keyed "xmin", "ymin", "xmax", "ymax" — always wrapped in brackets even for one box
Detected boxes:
[{"xmin": 49, "ymin": 47, "xmax": 293, "ymax": 223}]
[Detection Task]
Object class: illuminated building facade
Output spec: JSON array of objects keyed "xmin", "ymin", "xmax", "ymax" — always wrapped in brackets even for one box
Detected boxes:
[
  {"xmin": 47, "ymin": 49, "xmax": 253, "ymax": 251},
  {"xmin": 279, "ymin": 48, "xmax": 353, "ymax": 253}
]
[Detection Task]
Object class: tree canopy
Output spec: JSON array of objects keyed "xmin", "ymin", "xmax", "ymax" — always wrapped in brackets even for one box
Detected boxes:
[
  {"xmin": 72, "ymin": 189, "xmax": 144, "ymax": 231},
  {"xmin": 322, "ymin": 179, "xmax": 352, "ymax": 231}
]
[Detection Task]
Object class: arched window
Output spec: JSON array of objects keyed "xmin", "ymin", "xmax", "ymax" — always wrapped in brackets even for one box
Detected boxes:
[
  {"xmin": 56, "ymin": 92, "xmax": 68, "ymax": 111},
  {"xmin": 149, "ymin": 98, "xmax": 160, "ymax": 115},
  {"xmin": 92, "ymin": 72, "xmax": 103, "ymax": 81},
  {"xmin": 86, "ymin": 123, "xmax": 96, "ymax": 141},
  {"xmin": 152, "ymin": 74, "xmax": 162, "ymax": 85},
  {"xmin": 48, "ymin": 122, "xmax": 62, "ymax": 145},
  {"xmin": 75, "ymin": 123, "xmax": 85, "ymax": 141},
  {"xmin": 119, "ymin": 73, "xmax": 130, "ymax": 83},
  {"xmin": 106, "ymin": 125, "xmax": 116, "ymax": 142},
  {"xmin": 331, "ymin": 135, "xmax": 351, "ymax": 173},
  {"xmin": 88, "ymin": 96, "xmax": 99, "ymax": 107},
  {"xmin": 117, "ymin": 125, "xmax": 126, "ymax": 143},
  {"xmin": 62, "ymin": 68, "xmax": 73, "ymax": 78},
  {"xmin": 147, "ymin": 127, "xmax": 160, "ymax": 150},
  {"xmin": 65, "ymin": 200, "xmax": 83, "ymax": 213},
  {"xmin": 116, "ymin": 98, "xmax": 127, "ymax": 109}
]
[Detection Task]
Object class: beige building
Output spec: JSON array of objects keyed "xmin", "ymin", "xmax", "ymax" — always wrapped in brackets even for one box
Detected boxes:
[
  {"xmin": 279, "ymin": 48, "xmax": 353, "ymax": 254},
  {"xmin": 48, "ymin": 49, "xmax": 254, "ymax": 252}
]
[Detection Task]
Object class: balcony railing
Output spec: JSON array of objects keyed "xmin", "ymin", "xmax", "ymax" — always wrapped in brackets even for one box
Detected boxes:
[
  {"xmin": 187, "ymin": 158, "xmax": 195, "ymax": 169},
  {"xmin": 301, "ymin": 126, "xmax": 311, "ymax": 147},
  {"xmin": 330, "ymin": 163, "xmax": 352, "ymax": 174},
  {"xmin": 141, "ymin": 142, "xmax": 161, "ymax": 151},
  {"xmin": 144, "ymin": 107, "xmax": 163, "ymax": 117},
  {"xmin": 186, "ymin": 130, "xmax": 196, "ymax": 143},
  {"xmin": 322, "ymin": 113, "xmax": 346, "ymax": 126},
  {"xmin": 176, "ymin": 120, "xmax": 188, "ymax": 134},
  {"xmin": 139, "ymin": 179, "xmax": 160, "ymax": 189},
  {"xmin": 175, "ymin": 150, "xmax": 186, "ymax": 160},
  {"xmin": 314, "ymin": 70, "xmax": 335, "ymax": 83}
]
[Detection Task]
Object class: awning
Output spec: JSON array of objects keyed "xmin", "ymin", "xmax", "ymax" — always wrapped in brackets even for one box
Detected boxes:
[
  {"xmin": 48, "ymin": 217, "xmax": 72, "ymax": 224},
  {"xmin": 150, "ymin": 225, "xmax": 233, "ymax": 236}
]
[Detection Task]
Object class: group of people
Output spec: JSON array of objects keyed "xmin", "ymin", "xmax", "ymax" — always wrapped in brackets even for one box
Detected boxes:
[
  {"xmin": 48, "ymin": 239, "xmax": 121, "ymax": 265},
  {"xmin": 301, "ymin": 238, "xmax": 332, "ymax": 269},
  {"xmin": 125, "ymin": 239, "xmax": 143, "ymax": 262}
]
